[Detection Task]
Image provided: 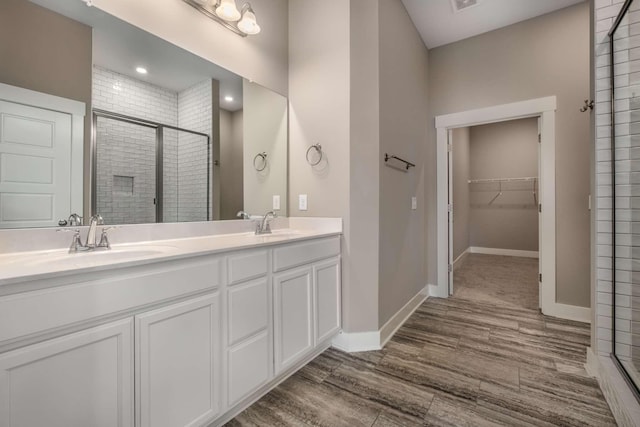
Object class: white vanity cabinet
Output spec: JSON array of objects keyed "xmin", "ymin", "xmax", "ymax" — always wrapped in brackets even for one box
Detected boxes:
[
  {"xmin": 273, "ymin": 237, "xmax": 341, "ymax": 374},
  {"xmin": 136, "ymin": 293, "xmax": 221, "ymax": 427},
  {"xmin": 0, "ymin": 232, "xmax": 342, "ymax": 427},
  {"xmin": 0, "ymin": 319, "xmax": 134, "ymax": 427},
  {"xmin": 225, "ymin": 249, "xmax": 272, "ymax": 408}
]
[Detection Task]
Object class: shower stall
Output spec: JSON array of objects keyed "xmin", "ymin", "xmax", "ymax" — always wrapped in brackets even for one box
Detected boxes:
[
  {"xmin": 609, "ymin": 0, "xmax": 640, "ymax": 401},
  {"xmin": 92, "ymin": 110, "xmax": 211, "ymax": 224}
]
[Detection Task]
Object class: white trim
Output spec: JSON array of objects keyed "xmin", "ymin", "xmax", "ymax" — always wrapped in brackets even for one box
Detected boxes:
[
  {"xmin": 428, "ymin": 282, "xmax": 448, "ymax": 298},
  {"xmin": 469, "ymin": 247, "xmax": 539, "ymax": 259},
  {"xmin": 0, "ymin": 82, "xmax": 85, "ymax": 218},
  {"xmin": 332, "ymin": 286, "xmax": 428, "ymax": 353},
  {"xmin": 543, "ymin": 302, "xmax": 591, "ymax": 324},
  {"xmin": 435, "ymin": 96, "xmax": 558, "ymax": 318},
  {"xmin": 331, "ymin": 330, "xmax": 380, "ymax": 353},
  {"xmin": 586, "ymin": 347, "xmax": 640, "ymax": 426},
  {"xmin": 379, "ymin": 287, "xmax": 428, "ymax": 348},
  {"xmin": 453, "ymin": 248, "xmax": 470, "ymax": 271},
  {"xmin": 0, "ymin": 82, "xmax": 85, "ymax": 116},
  {"xmin": 435, "ymin": 96, "xmax": 556, "ymax": 129}
]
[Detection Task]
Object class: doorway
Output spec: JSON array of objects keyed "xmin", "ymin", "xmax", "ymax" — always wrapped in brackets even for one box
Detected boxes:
[
  {"xmin": 434, "ymin": 96, "xmax": 563, "ymax": 317},
  {"xmin": 449, "ymin": 119, "xmax": 540, "ymax": 310}
]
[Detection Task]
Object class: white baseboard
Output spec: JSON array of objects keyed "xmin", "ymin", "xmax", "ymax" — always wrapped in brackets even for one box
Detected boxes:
[
  {"xmin": 428, "ymin": 282, "xmax": 448, "ymax": 298},
  {"xmin": 331, "ymin": 330, "xmax": 381, "ymax": 353},
  {"xmin": 469, "ymin": 246, "xmax": 539, "ymax": 259},
  {"xmin": 379, "ymin": 287, "xmax": 429, "ymax": 348},
  {"xmin": 453, "ymin": 248, "xmax": 470, "ymax": 271},
  {"xmin": 542, "ymin": 302, "xmax": 591, "ymax": 324},
  {"xmin": 332, "ymin": 286, "xmax": 428, "ymax": 353},
  {"xmin": 586, "ymin": 347, "xmax": 640, "ymax": 427}
]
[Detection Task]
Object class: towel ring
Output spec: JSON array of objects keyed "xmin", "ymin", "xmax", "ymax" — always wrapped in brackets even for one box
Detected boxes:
[
  {"xmin": 306, "ymin": 144, "xmax": 323, "ymax": 166},
  {"xmin": 253, "ymin": 152, "xmax": 267, "ymax": 171}
]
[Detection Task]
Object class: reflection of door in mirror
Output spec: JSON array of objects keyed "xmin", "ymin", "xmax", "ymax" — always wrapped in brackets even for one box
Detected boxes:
[{"xmin": 0, "ymin": 84, "xmax": 84, "ymax": 229}]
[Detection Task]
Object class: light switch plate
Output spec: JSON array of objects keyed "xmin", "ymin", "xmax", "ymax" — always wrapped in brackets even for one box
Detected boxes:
[
  {"xmin": 299, "ymin": 194, "xmax": 308, "ymax": 211},
  {"xmin": 273, "ymin": 195, "xmax": 280, "ymax": 210},
  {"xmin": 411, "ymin": 196, "xmax": 417, "ymax": 210}
]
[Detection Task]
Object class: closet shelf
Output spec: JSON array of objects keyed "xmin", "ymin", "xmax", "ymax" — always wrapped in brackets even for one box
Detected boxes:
[{"xmin": 468, "ymin": 177, "xmax": 537, "ymax": 184}]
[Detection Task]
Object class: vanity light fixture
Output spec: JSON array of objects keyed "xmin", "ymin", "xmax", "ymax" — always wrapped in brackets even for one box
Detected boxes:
[
  {"xmin": 224, "ymin": 96, "xmax": 234, "ymax": 102},
  {"xmin": 182, "ymin": 0, "xmax": 261, "ymax": 37}
]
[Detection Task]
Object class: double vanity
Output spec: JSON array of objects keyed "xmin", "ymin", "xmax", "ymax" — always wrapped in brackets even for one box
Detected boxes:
[{"xmin": 0, "ymin": 218, "xmax": 342, "ymax": 427}]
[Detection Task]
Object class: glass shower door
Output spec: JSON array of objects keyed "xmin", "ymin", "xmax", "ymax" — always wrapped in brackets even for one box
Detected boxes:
[
  {"xmin": 162, "ymin": 127, "xmax": 210, "ymax": 223},
  {"xmin": 610, "ymin": 0, "xmax": 640, "ymax": 399},
  {"xmin": 94, "ymin": 115, "xmax": 158, "ymax": 225}
]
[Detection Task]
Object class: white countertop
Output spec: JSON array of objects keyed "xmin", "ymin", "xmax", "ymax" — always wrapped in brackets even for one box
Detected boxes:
[{"xmin": 0, "ymin": 227, "xmax": 341, "ymax": 287}]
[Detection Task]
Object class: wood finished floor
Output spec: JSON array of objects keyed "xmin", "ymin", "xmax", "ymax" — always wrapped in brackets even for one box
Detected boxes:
[{"xmin": 227, "ymin": 255, "xmax": 615, "ymax": 426}]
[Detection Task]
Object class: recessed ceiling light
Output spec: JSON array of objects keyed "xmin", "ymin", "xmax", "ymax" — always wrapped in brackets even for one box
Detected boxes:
[
  {"xmin": 136, "ymin": 67, "xmax": 148, "ymax": 74},
  {"xmin": 225, "ymin": 96, "xmax": 234, "ymax": 102},
  {"xmin": 451, "ymin": 0, "xmax": 480, "ymax": 13}
]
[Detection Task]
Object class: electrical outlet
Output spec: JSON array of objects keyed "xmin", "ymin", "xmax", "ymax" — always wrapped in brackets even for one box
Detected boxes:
[
  {"xmin": 411, "ymin": 196, "xmax": 417, "ymax": 210},
  {"xmin": 299, "ymin": 194, "xmax": 308, "ymax": 211},
  {"xmin": 273, "ymin": 195, "xmax": 280, "ymax": 210}
]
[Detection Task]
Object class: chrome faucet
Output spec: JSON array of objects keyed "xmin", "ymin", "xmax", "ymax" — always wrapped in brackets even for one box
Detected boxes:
[
  {"xmin": 237, "ymin": 211, "xmax": 251, "ymax": 220},
  {"xmin": 256, "ymin": 211, "xmax": 276, "ymax": 235},
  {"xmin": 86, "ymin": 214, "xmax": 104, "ymax": 248},
  {"xmin": 59, "ymin": 214, "xmax": 112, "ymax": 253}
]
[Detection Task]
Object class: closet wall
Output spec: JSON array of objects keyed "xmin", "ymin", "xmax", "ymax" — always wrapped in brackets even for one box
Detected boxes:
[
  {"xmin": 453, "ymin": 117, "xmax": 539, "ymax": 261},
  {"xmin": 470, "ymin": 118, "xmax": 539, "ymax": 252}
]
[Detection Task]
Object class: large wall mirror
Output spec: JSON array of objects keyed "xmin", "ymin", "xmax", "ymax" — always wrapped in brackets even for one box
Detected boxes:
[{"xmin": 0, "ymin": 0, "xmax": 287, "ymax": 228}]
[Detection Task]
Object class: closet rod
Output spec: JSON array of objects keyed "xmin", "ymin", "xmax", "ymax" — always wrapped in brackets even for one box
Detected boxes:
[{"xmin": 468, "ymin": 177, "xmax": 537, "ymax": 184}]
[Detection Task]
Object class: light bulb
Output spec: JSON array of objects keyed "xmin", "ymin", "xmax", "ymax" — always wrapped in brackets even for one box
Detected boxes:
[
  {"xmin": 215, "ymin": 0, "xmax": 241, "ymax": 22},
  {"xmin": 238, "ymin": 7, "xmax": 260, "ymax": 35}
]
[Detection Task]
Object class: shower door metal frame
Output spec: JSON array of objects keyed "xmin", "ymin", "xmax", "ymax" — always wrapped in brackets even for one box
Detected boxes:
[
  {"xmin": 91, "ymin": 109, "xmax": 211, "ymax": 223},
  {"xmin": 608, "ymin": 0, "xmax": 640, "ymax": 402}
]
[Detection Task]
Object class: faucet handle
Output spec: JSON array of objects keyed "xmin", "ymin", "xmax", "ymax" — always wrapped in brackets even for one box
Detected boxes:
[
  {"xmin": 57, "ymin": 228, "xmax": 84, "ymax": 252},
  {"xmin": 98, "ymin": 227, "xmax": 112, "ymax": 249}
]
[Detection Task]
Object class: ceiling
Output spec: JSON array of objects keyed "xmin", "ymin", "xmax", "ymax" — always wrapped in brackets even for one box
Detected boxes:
[
  {"xmin": 401, "ymin": 0, "xmax": 586, "ymax": 49},
  {"xmin": 30, "ymin": 0, "xmax": 244, "ymax": 111}
]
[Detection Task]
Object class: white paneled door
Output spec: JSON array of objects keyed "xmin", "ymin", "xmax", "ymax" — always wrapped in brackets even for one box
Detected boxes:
[{"xmin": 0, "ymin": 100, "xmax": 72, "ymax": 228}]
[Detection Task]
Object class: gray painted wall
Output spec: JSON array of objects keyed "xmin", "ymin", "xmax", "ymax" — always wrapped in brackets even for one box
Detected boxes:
[
  {"xmin": 452, "ymin": 128, "xmax": 470, "ymax": 261},
  {"xmin": 219, "ymin": 109, "xmax": 244, "ymax": 220},
  {"xmin": 428, "ymin": 2, "xmax": 591, "ymax": 308},
  {"xmin": 0, "ymin": 0, "xmax": 92, "ymax": 217},
  {"xmin": 243, "ymin": 81, "xmax": 288, "ymax": 216},
  {"xmin": 468, "ymin": 119, "xmax": 539, "ymax": 252},
  {"xmin": 91, "ymin": 0, "xmax": 288, "ymax": 96},
  {"xmin": 290, "ymin": 0, "xmax": 429, "ymax": 332},
  {"xmin": 378, "ymin": 0, "xmax": 429, "ymax": 328}
]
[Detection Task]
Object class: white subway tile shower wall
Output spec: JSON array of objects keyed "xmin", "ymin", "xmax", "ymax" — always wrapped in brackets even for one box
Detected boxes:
[
  {"xmin": 92, "ymin": 67, "xmax": 211, "ymax": 223},
  {"xmin": 595, "ymin": 0, "xmax": 640, "ymax": 374},
  {"xmin": 177, "ymin": 80, "xmax": 212, "ymax": 222}
]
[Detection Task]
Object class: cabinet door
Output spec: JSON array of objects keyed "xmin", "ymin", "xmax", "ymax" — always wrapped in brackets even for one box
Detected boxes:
[
  {"xmin": 314, "ymin": 257, "xmax": 341, "ymax": 344},
  {"xmin": 0, "ymin": 319, "xmax": 134, "ymax": 427},
  {"xmin": 136, "ymin": 293, "xmax": 221, "ymax": 427},
  {"xmin": 227, "ymin": 277, "xmax": 271, "ymax": 407},
  {"xmin": 273, "ymin": 266, "xmax": 313, "ymax": 374}
]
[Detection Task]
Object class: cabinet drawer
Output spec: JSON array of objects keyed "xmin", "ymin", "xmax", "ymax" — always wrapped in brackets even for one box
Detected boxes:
[
  {"xmin": 0, "ymin": 256, "xmax": 221, "ymax": 344},
  {"xmin": 227, "ymin": 331, "xmax": 270, "ymax": 407},
  {"xmin": 227, "ymin": 278, "xmax": 269, "ymax": 346},
  {"xmin": 273, "ymin": 237, "xmax": 340, "ymax": 272},
  {"xmin": 227, "ymin": 250, "xmax": 268, "ymax": 285}
]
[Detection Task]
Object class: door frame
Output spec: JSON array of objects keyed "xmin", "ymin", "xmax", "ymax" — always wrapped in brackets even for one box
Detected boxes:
[
  {"xmin": 0, "ymin": 82, "xmax": 85, "ymax": 220},
  {"xmin": 434, "ymin": 96, "xmax": 560, "ymax": 317}
]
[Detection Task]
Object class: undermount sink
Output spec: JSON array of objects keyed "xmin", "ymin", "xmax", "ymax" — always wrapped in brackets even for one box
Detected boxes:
[
  {"xmin": 243, "ymin": 229, "xmax": 305, "ymax": 239},
  {"xmin": 21, "ymin": 245, "xmax": 178, "ymax": 267}
]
